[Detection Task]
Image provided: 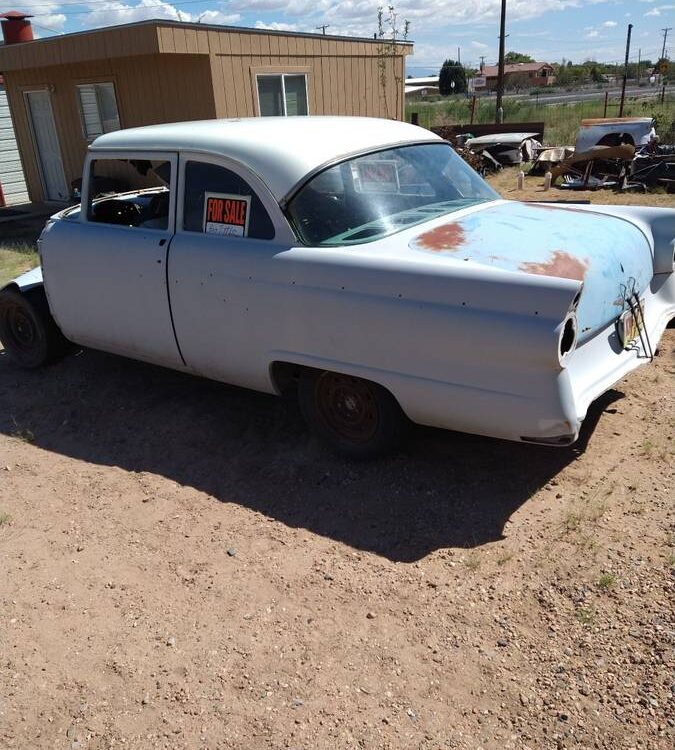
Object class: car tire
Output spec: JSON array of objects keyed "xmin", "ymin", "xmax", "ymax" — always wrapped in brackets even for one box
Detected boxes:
[
  {"xmin": 0, "ymin": 287, "xmax": 68, "ymax": 369},
  {"xmin": 298, "ymin": 369, "xmax": 409, "ymax": 458}
]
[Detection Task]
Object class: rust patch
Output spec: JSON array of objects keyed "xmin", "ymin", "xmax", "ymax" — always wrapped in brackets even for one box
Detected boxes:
[
  {"xmin": 415, "ymin": 222, "xmax": 466, "ymax": 252},
  {"xmin": 520, "ymin": 250, "xmax": 588, "ymax": 281}
]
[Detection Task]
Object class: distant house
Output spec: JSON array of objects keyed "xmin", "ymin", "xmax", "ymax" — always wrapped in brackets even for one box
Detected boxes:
[{"xmin": 475, "ymin": 62, "xmax": 556, "ymax": 91}]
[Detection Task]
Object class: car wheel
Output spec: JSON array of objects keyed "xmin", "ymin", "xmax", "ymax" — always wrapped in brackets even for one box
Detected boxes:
[
  {"xmin": 0, "ymin": 288, "xmax": 67, "ymax": 369},
  {"xmin": 298, "ymin": 369, "xmax": 409, "ymax": 457}
]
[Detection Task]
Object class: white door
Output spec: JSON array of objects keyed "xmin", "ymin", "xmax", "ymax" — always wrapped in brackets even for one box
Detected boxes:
[{"xmin": 25, "ymin": 90, "xmax": 68, "ymax": 201}]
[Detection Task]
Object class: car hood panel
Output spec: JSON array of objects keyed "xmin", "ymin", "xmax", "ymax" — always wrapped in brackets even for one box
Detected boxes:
[{"xmin": 408, "ymin": 201, "xmax": 653, "ymax": 340}]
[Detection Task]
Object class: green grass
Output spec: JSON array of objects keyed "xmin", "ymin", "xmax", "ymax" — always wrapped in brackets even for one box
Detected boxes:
[
  {"xmin": 0, "ymin": 242, "xmax": 39, "ymax": 287},
  {"xmin": 0, "ymin": 511, "xmax": 12, "ymax": 526},
  {"xmin": 597, "ymin": 573, "xmax": 616, "ymax": 590},
  {"xmin": 406, "ymin": 94, "xmax": 675, "ymax": 146},
  {"xmin": 575, "ymin": 606, "xmax": 596, "ymax": 626}
]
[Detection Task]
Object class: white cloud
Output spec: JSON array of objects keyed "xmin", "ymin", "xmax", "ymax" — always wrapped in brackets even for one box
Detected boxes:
[
  {"xmin": 231, "ymin": 0, "xmax": 609, "ymax": 39},
  {"xmin": 645, "ymin": 7, "xmax": 660, "ymax": 13},
  {"xmin": 80, "ymin": 1, "xmax": 239, "ymax": 29},
  {"xmin": 602, "ymin": 20, "xmax": 617, "ymax": 26},
  {"xmin": 471, "ymin": 40, "xmax": 489, "ymax": 49},
  {"xmin": 10, "ymin": 2, "xmax": 66, "ymax": 32},
  {"xmin": 197, "ymin": 10, "xmax": 241, "ymax": 24},
  {"xmin": 586, "ymin": 30, "xmax": 599, "ymax": 38},
  {"xmin": 254, "ymin": 20, "xmax": 300, "ymax": 31}
]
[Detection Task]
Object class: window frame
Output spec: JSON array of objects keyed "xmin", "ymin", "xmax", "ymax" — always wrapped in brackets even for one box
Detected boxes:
[
  {"xmin": 80, "ymin": 150, "xmax": 177, "ymax": 233},
  {"xmin": 175, "ymin": 152, "xmax": 296, "ymax": 245},
  {"xmin": 76, "ymin": 81, "xmax": 121, "ymax": 143},
  {"xmin": 255, "ymin": 73, "xmax": 309, "ymax": 117}
]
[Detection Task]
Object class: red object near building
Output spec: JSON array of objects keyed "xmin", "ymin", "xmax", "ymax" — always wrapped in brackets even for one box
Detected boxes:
[{"xmin": 0, "ymin": 10, "xmax": 34, "ymax": 45}]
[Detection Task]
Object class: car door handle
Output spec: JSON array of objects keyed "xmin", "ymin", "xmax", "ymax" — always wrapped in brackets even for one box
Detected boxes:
[{"xmin": 159, "ymin": 238, "xmax": 167, "ymax": 246}]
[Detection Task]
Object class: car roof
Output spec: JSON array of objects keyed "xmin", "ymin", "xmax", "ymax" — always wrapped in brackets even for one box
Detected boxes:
[{"xmin": 90, "ymin": 116, "xmax": 442, "ymax": 202}]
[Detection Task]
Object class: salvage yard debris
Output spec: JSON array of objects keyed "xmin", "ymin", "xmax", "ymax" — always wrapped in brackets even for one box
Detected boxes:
[{"xmin": 435, "ymin": 116, "xmax": 675, "ymax": 193}]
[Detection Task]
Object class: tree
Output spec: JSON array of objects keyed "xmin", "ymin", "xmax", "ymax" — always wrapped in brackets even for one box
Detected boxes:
[
  {"xmin": 504, "ymin": 51, "xmax": 534, "ymax": 64},
  {"xmin": 438, "ymin": 59, "xmax": 467, "ymax": 95}
]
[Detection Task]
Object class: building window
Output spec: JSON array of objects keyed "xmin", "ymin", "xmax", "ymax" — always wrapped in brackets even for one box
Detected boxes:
[
  {"xmin": 77, "ymin": 82, "xmax": 120, "ymax": 141},
  {"xmin": 257, "ymin": 74, "xmax": 308, "ymax": 117}
]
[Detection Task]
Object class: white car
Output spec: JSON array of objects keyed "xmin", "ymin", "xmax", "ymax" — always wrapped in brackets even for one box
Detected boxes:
[{"xmin": 1, "ymin": 117, "xmax": 673, "ymax": 456}]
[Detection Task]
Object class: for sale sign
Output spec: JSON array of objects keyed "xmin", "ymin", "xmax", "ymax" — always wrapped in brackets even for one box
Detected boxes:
[{"xmin": 203, "ymin": 192, "xmax": 251, "ymax": 236}]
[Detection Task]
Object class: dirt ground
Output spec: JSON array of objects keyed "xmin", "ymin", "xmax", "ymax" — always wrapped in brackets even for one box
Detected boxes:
[
  {"xmin": 486, "ymin": 169, "xmax": 675, "ymax": 207},
  {"xmin": 1, "ymin": 188, "xmax": 674, "ymax": 750}
]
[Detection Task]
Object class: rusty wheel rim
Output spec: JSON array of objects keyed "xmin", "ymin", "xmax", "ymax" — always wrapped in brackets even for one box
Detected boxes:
[
  {"xmin": 314, "ymin": 373, "xmax": 379, "ymax": 443},
  {"xmin": 5, "ymin": 303, "xmax": 38, "ymax": 351}
]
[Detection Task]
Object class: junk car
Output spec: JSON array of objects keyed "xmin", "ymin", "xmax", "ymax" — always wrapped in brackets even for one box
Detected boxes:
[{"xmin": 1, "ymin": 117, "xmax": 673, "ymax": 456}]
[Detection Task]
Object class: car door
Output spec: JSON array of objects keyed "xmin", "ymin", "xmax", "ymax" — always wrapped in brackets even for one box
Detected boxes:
[
  {"xmin": 43, "ymin": 151, "xmax": 184, "ymax": 368},
  {"xmin": 167, "ymin": 155, "xmax": 296, "ymax": 389}
]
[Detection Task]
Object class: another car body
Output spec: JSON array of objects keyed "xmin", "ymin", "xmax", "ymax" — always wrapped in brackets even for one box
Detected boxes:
[
  {"xmin": 575, "ymin": 117, "xmax": 656, "ymax": 152},
  {"xmin": 3, "ymin": 117, "xmax": 674, "ymax": 449}
]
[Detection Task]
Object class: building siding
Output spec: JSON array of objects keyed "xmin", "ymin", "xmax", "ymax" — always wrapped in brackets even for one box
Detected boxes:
[
  {"xmin": 0, "ymin": 21, "xmax": 411, "ymax": 202},
  {"xmin": 0, "ymin": 83, "xmax": 29, "ymax": 205},
  {"xmin": 4, "ymin": 54, "xmax": 215, "ymax": 202}
]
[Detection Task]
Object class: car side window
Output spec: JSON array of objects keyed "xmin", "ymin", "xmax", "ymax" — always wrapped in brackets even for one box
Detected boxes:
[
  {"xmin": 87, "ymin": 158, "xmax": 172, "ymax": 230},
  {"xmin": 183, "ymin": 161, "xmax": 275, "ymax": 240}
]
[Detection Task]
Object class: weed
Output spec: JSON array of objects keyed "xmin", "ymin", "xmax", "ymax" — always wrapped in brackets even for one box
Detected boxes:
[
  {"xmin": 564, "ymin": 512, "xmax": 582, "ymax": 533},
  {"xmin": 0, "ymin": 511, "xmax": 12, "ymax": 526},
  {"xmin": 496, "ymin": 551, "xmax": 514, "ymax": 566},
  {"xmin": 587, "ymin": 500, "xmax": 608, "ymax": 522},
  {"xmin": 10, "ymin": 417, "xmax": 35, "ymax": 444},
  {"xmin": 642, "ymin": 439, "xmax": 654, "ymax": 456},
  {"xmin": 575, "ymin": 606, "xmax": 596, "ymax": 626},
  {"xmin": 597, "ymin": 573, "xmax": 616, "ymax": 590},
  {"xmin": 464, "ymin": 554, "xmax": 481, "ymax": 572}
]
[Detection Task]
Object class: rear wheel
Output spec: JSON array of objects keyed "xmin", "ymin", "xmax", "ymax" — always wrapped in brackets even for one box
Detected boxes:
[
  {"xmin": 0, "ymin": 288, "xmax": 67, "ymax": 369},
  {"xmin": 298, "ymin": 369, "xmax": 409, "ymax": 457}
]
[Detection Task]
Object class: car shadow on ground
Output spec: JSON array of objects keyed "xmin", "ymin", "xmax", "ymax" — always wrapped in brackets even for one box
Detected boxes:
[{"xmin": 0, "ymin": 348, "xmax": 621, "ymax": 562}]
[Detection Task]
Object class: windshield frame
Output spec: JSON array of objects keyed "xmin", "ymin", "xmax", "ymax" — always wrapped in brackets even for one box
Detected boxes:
[{"xmin": 283, "ymin": 140, "xmax": 499, "ymax": 248}]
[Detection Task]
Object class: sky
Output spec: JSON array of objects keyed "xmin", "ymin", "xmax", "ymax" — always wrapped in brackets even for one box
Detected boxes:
[{"xmin": 17, "ymin": 0, "xmax": 675, "ymax": 74}]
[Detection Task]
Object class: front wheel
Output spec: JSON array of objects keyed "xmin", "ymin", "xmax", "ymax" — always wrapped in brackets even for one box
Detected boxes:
[
  {"xmin": 0, "ymin": 288, "xmax": 67, "ymax": 369},
  {"xmin": 298, "ymin": 369, "xmax": 409, "ymax": 458}
]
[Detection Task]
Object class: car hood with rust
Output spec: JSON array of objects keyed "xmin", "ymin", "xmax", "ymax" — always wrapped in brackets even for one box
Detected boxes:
[{"xmin": 408, "ymin": 201, "xmax": 653, "ymax": 341}]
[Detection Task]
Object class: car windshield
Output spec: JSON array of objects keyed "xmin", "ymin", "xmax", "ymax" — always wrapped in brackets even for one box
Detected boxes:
[{"xmin": 287, "ymin": 142, "xmax": 499, "ymax": 246}]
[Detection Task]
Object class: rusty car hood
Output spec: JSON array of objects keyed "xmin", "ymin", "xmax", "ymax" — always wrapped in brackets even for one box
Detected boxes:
[{"xmin": 408, "ymin": 201, "xmax": 653, "ymax": 340}]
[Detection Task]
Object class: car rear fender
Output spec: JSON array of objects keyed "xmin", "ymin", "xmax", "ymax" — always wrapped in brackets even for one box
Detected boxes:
[{"xmin": 1, "ymin": 265, "xmax": 44, "ymax": 295}]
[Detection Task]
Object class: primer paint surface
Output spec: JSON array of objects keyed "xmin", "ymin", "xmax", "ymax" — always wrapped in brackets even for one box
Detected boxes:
[{"xmin": 409, "ymin": 201, "xmax": 652, "ymax": 339}]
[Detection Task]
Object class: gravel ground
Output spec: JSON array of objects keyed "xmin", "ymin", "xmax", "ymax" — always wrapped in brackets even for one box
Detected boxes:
[{"xmin": 0, "ymin": 328, "xmax": 673, "ymax": 750}]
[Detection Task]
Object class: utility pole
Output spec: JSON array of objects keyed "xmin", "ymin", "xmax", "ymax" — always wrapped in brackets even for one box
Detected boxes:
[
  {"xmin": 479, "ymin": 55, "xmax": 486, "ymax": 72},
  {"xmin": 315, "ymin": 24, "xmax": 330, "ymax": 35},
  {"xmin": 495, "ymin": 0, "xmax": 507, "ymax": 123},
  {"xmin": 619, "ymin": 23, "xmax": 633, "ymax": 117},
  {"xmin": 637, "ymin": 48, "xmax": 641, "ymax": 84},
  {"xmin": 457, "ymin": 46, "xmax": 461, "ymax": 64},
  {"xmin": 660, "ymin": 27, "xmax": 672, "ymax": 59}
]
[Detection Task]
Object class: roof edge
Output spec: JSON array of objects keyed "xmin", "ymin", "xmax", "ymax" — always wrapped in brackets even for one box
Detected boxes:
[{"xmin": 0, "ymin": 17, "xmax": 414, "ymax": 52}]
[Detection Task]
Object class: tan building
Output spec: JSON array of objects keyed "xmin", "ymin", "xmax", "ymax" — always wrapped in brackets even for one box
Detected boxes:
[{"xmin": 0, "ymin": 18, "xmax": 412, "ymax": 203}]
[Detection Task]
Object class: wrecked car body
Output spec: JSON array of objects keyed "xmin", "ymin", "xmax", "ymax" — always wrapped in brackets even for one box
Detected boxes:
[
  {"xmin": 465, "ymin": 132, "xmax": 541, "ymax": 165},
  {"xmin": 1, "ymin": 117, "xmax": 673, "ymax": 455},
  {"xmin": 575, "ymin": 117, "xmax": 656, "ymax": 152}
]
